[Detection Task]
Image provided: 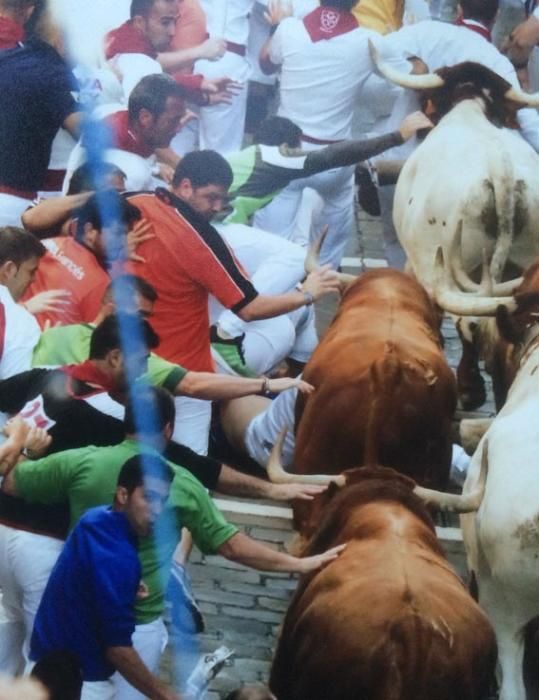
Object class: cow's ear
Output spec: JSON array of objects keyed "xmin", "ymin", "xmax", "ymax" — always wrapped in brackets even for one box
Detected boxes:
[{"xmin": 496, "ymin": 304, "xmax": 524, "ymax": 344}]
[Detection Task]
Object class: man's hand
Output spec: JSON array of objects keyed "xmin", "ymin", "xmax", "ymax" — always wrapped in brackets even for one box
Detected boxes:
[
  {"xmin": 296, "ymin": 543, "xmax": 347, "ymax": 574},
  {"xmin": 23, "ymin": 289, "xmax": 71, "ymax": 315},
  {"xmin": 302, "ymin": 264, "xmax": 341, "ymax": 301},
  {"xmin": 269, "ymin": 481, "xmax": 328, "ymax": 502},
  {"xmin": 197, "ymin": 37, "xmax": 227, "ymax": 61},
  {"xmin": 268, "ymin": 377, "xmax": 314, "ymax": 395},
  {"xmin": 201, "ymin": 77, "xmax": 244, "ymax": 106},
  {"xmin": 399, "ymin": 111, "xmax": 433, "ymax": 141},
  {"xmin": 264, "ymin": 0, "xmax": 293, "ymax": 26},
  {"xmin": 23, "ymin": 425, "xmax": 51, "ymax": 459},
  {"xmin": 127, "ymin": 218, "xmax": 155, "ymax": 263},
  {"xmin": 503, "ymin": 15, "xmax": 539, "ymax": 64}
]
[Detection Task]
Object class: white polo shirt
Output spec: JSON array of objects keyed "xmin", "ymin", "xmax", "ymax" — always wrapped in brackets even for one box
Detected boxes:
[
  {"xmin": 373, "ymin": 19, "xmax": 539, "ymax": 152},
  {"xmin": 0, "ymin": 286, "xmax": 40, "ymax": 381},
  {"xmin": 269, "ymin": 16, "xmax": 378, "ymax": 141},
  {"xmin": 199, "ymin": 0, "xmax": 255, "ymax": 44}
]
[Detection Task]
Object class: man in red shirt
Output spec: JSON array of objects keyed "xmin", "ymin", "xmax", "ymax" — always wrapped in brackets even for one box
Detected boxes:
[
  {"xmin": 125, "ymin": 150, "xmax": 339, "ymax": 453},
  {"xmin": 23, "ymin": 190, "xmax": 141, "ymax": 329}
]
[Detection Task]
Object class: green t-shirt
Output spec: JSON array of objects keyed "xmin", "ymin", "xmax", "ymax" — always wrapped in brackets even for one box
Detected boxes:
[
  {"xmin": 32, "ymin": 323, "xmax": 186, "ymax": 392},
  {"xmin": 15, "ymin": 439, "xmax": 238, "ymax": 623}
]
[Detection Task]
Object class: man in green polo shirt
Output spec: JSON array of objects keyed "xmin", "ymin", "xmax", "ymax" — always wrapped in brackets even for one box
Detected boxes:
[{"xmin": 2, "ymin": 386, "xmax": 344, "ymax": 699}]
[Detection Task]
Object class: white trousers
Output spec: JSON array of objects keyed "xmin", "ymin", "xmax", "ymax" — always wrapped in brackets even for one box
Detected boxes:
[
  {"xmin": 0, "ymin": 194, "xmax": 33, "ymax": 228},
  {"xmin": 0, "ymin": 525, "xmax": 63, "ymax": 674},
  {"xmin": 172, "ymin": 396, "xmax": 211, "ymax": 455},
  {"xmin": 245, "ymin": 386, "xmax": 298, "ymax": 468},
  {"xmin": 112, "ymin": 618, "xmax": 168, "ymax": 700},
  {"xmin": 253, "ymin": 141, "xmax": 355, "ymax": 269},
  {"xmin": 194, "ymin": 52, "xmax": 251, "ymax": 154},
  {"xmin": 81, "ymin": 680, "xmax": 116, "ymax": 700}
]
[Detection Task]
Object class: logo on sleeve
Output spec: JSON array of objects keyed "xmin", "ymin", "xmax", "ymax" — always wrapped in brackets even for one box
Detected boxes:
[{"xmin": 19, "ymin": 395, "xmax": 56, "ymax": 431}]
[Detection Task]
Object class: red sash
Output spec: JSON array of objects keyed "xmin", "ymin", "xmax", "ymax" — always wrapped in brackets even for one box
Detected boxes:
[
  {"xmin": 104, "ymin": 21, "xmax": 157, "ymax": 60},
  {"xmin": 455, "ymin": 17, "xmax": 492, "ymax": 43},
  {"xmin": 62, "ymin": 360, "xmax": 117, "ymax": 395},
  {"xmin": 303, "ymin": 6, "xmax": 358, "ymax": 42},
  {"xmin": 0, "ymin": 17, "xmax": 24, "ymax": 50}
]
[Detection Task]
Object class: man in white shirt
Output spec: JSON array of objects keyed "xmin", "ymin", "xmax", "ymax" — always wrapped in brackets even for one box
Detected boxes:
[
  {"xmin": 257, "ymin": 0, "xmax": 378, "ymax": 268},
  {"xmin": 0, "ymin": 229, "xmax": 45, "ymax": 381}
]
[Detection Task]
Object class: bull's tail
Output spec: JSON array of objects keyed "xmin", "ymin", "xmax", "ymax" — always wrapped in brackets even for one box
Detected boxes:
[
  {"xmin": 487, "ymin": 147, "xmax": 516, "ymax": 283},
  {"xmin": 364, "ymin": 342, "xmax": 402, "ymax": 467}
]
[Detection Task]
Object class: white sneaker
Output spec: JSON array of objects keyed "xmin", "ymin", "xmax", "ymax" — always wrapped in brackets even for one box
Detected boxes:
[{"xmin": 184, "ymin": 645, "xmax": 235, "ymax": 698}]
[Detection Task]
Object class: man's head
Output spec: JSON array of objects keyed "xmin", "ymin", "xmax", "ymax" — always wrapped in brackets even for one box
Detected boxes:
[
  {"xmin": 0, "ymin": 227, "xmax": 45, "ymax": 301},
  {"xmin": 130, "ymin": 0, "xmax": 178, "ymax": 51},
  {"xmin": 67, "ymin": 162, "xmax": 126, "ymax": 196},
  {"xmin": 115, "ymin": 453, "xmax": 174, "ymax": 537},
  {"xmin": 128, "ymin": 73, "xmax": 186, "ymax": 149},
  {"xmin": 253, "ymin": 117, "xmax": 302, "ymax": 148},
  {"xmin": 171, "ymin": 151, "xmax": 233, "ymax": 221},
  {"xmin": 75, "ymin": 190, "xmax": 141, "ymax": 265},
  {"xmin": 89, "ymin": 312, "xmax": 159, "ymax": 390},
  {"xmin": 124, "ymin": 385, "xmax": 176, "ymax": 446},
  {"xmin": 0, "ymin": 0, "xmax": 36, "ymax": 24},
  {"xmin": 320, "ymin": 0, "xmax": 356, "ymax": 10},
  {"xmin": 459, "ymin": 0, "xmax": 498, "ymax": 26},
  {"xmin": 101, "ymin": 274, "xmax": 158, "ymax": 320}
]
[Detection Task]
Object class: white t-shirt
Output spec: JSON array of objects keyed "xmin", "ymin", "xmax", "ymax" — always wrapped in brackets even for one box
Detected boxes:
[
  {"xmin": 199, "ymin": 0, "xmax": 255, "ymax": 44},
  {"xmin": 269, "ymin": 17, "xmax": 378, "ymax": 140},
  {"xmin": 373, "ymin": 20, "xmax": 539, "ymax": 153},
  {"xmin": 0, "ymin": 286, "xmax": 40, "ymax": 380}
]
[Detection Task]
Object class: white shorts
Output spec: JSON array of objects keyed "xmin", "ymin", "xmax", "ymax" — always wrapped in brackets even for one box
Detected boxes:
[{"xmin": 244, "ymin": 387, "xmax": 298, "ymax": 469}]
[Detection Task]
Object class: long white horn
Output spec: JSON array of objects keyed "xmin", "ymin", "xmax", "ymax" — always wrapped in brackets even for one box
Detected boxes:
[
  {"xmin": 368, "ymin": 39, "xmax": 444, "ymax": 90},
  {"xmin": 267, "ymin": 429, "xmax": 346, "ymax": 487},
  {"xmin": 305, "ymin": 226, "xmax": 357, "ymax": 285},
  {"xmin": 504, "ymin": 86, "xmax": 539, "ymax": 108},
  {"xmin": 413, "ymin": 439, "xmax": 489, "ymax": 513},
  {"xmin": 433, "ymin": 247, "xmax": 517, "ymax": 316}
]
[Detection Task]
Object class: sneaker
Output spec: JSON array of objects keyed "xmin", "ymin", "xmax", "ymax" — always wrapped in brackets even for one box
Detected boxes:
[
  {"xmin": 356, "ymin": 162, "xmax": 381, "ymax": 217},
  {"xmin": 210, "ymin": 326, "xmax": 257, "ymax": 377},
  {"xmin": 185, "ymin": 645, "xmax": 235, "ymax": 697}
]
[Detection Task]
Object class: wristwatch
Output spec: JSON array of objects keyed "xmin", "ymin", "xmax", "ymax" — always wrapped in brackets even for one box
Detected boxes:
[{"xmin": 303, "ymin": 291, "xmax": 314, "ymax": 306}]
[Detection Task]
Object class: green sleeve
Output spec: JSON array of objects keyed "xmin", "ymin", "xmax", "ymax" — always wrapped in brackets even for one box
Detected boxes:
[
  {"xmin": 168, "ymin": 467, "xmax": 238, "ymax": 554},
  {"xmin": 145, "ymin": 353, "xmax": 187, "ymax": 391},
  {"xmin": 14, "ymin": 448, "xmax": 83, "ymax": 503}
]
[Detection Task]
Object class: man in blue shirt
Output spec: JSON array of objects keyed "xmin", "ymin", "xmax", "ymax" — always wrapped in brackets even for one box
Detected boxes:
[{"xmin": 30, "ymin": 454, "xmax": 182, "ymax": 700}]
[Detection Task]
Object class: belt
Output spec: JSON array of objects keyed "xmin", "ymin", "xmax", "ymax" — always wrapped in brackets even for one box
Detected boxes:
[
  {"xmin": 0, "ymin": 184, "xmax": 37, "ymax": 200},
  {"xmin": 226, "ymin": 41, "xmax": 246, "ymax": 57},
  {"xmin": 301, "ymin": 134, "xmax": 343, "ymax": 145}
]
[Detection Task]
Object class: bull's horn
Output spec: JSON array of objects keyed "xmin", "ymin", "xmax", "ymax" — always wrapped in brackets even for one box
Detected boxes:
[
  {"xmin": 368, "ymin": 39, "xmax": 444, "ymax": 90},
  {"xmin": 433, "ymin": 246, "xmax": 517, "ymax": 316},
  {"xmin": 305, "ymin": 226, "xmax": 357, "ymax": 286},
  {"xmin": 504, "ymin": 86, "xmax": 539, "ymax": 109},
  {"xmin": 267, "ymin": 429, "xmax": 346, "ymax": 487},
  {"xmin": 413, "ymin": 439, "xmax": 489, "ymax": 513}
]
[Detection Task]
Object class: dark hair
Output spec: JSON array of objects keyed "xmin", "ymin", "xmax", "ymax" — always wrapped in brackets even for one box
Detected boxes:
[
  {"xmin": 460, "ymin": 0, "xmax": 498, "ymax": 24},
  {"xmin": 172, "ymin": 150, "xmax": 233, "ymax": 189},
  {"xmin": 0, "ymin": 227, "xmax": 45, "ymax": 266},
  {"xmin": 67, "ymin": 162, "xmax": 126, "ymax": 196},
  {"xmin": 225, "ymin": 688, "xmax": 275, "ymax": 700},
  {"xmin": 31, "ymin": 650, "xmax": 82, "ymax": 700},
  {"xmin": 124, "ymin": 385, "xmax": 176, "ymax": 435},
  {"xmin": 104, "ymin": 274, "xmax": 158, "ymax": 306},
  {"xmin": 75, "ymin": 190, "xmax": 141, "ymax": 240},
  {"xmin": 0, "ymin": 0, "xmax": 36, "ymax": 11},
  {"xmin": 320, "ymin": 0, "xmax": 356, "ymax": 10},
  {"xmin": 89, "ymin": 312, "xmax": 159, "ymax": 360},
  {"xmin": 117, "ymin": 453, "xmax": 174, "ymax": 493},
  {"xmin": 130, "ymin": 0, "xmax": 154, "ymax": 18},
  {"xmin": 253, "ymin": 116, "xmax": 302, "ymax": 148},
  {"xmin": 128, "ymin": 73, "xmax": 186, "ymax": 122}
]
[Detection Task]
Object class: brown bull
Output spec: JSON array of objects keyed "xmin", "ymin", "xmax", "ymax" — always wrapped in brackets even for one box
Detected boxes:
[
  {"xmin": 270, "ymin": 467, "xmax": 497, "ymax": 700},
  {"xmin": 294, "ymin": 269, "xmax": 457, "ymax": 490}
]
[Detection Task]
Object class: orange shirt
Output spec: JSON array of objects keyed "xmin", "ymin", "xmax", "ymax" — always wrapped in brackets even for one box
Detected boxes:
[
  {"xmin": 352, "ymin": 0, "xmax": 404, "ymax": 33},
  {"xmin": 125, "ymin": 189, "xmax": 257, "ymax": 371},
  {"xmin": 171, "ymin": 0, "xmax": 207, "ymax": 77},
  {"xmin": 23, "ymin": 237, "xmax": 109, "ymax": 329}
]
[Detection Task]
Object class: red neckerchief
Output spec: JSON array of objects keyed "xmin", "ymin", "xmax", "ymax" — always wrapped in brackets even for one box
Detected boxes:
[
  {"xmin": 303, "ymin": 6, "xmax": 358, "ymax": 42},
  {"xmin": 62, "ymin": 360, "xmax": 117, "ymax": 396},
  {"xmin": 0, "ymin": 16, "xmax": 24, "ymax": 50},
  {"xmin": 104, "ymin": 20, "xmax": 157, "ymax": 60},
  {"xmin": 104, "ymin": 110, "xmax": 154, "ymax": 159},
  {"xmin": 455, "ymin": 17, "xmax": 492, "ymax": 43}
]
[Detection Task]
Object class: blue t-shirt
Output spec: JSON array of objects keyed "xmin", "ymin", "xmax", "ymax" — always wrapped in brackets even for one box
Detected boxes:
[
  {"xmin": 31, "ymin": 506, "xmax": 140, "ymax": 681},
  {"xmin": 0, "ymin": 38, "xmax": 78, "ymax": 191}
]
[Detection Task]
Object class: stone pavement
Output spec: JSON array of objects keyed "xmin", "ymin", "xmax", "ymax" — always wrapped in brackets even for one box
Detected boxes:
[{"xmin": 159, "ymin": 198, "xmax": 495, "ymax": 698}]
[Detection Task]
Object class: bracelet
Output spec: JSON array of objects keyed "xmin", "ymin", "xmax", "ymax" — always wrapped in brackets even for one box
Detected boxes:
[
  {"xmin": 261, "ymin": 376, "xmax": 271, "ymax": 395},
  {"xmin": 303, "ymin": 291, "xmax": 314, "ymax": 306},
  {"xmin": 269, "ymin": 24, "xmax": 279, "ymax": 36}
]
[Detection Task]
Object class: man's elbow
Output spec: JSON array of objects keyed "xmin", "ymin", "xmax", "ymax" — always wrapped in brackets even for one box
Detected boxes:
[
  {"xmin": 217, "ymin": 533, "xmax": 239, "ymax": 561},
  {"xmin": 259, "ymin": 55, "xmax": 279, "ymax": 75}
]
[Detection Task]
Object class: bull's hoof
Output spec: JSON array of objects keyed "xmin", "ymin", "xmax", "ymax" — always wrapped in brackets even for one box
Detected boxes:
[{"xmin": 457, "ymin": 373, "xmax": 486, "ymax": 411}]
